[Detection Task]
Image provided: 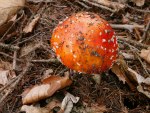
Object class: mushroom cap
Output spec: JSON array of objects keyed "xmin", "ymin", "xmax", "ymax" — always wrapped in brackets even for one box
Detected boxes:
[{"xmin": 51, "ymin": 12, "xmax": 118, "ymax": 74}]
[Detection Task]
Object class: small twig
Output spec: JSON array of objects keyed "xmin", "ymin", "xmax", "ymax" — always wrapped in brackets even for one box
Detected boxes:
[
  {"xmin": 110, "ymin": 24, "xmax": 144, "ymax": 32},
  {"xmin": 0, "ymin": 52, "xmax": 22, "ymax": 62},
  {"xmin": 141, "ymin": 20, "xmax": 150, "ymax": 42},
  {"xmin": 31, "ymin": 58, "xmax": 59, "ymax": 63},
  {"xmin": 81, "ymin": 0, "xmax": 115, "ymax": 12},
  {"xmin": 0, "ymin": 62, "xmax": 31, "ymax": 104},
  {"xmin": 126, "ymin": 4, "xmax": 150, "ymax": 13},
  {"xmin": 117, "ymin": 37, "xmax": 149, "ymax": 49},
  {"xmin": 0, "ymin": 42, "xmax": 19, "ymax": 50},
  {"xmin": 12, "ymin": 51, "xmax": 17, "ymax": 70},
  {"xmin": 76, "ymin": 1, "xmax": 91, "ymax": 9}
]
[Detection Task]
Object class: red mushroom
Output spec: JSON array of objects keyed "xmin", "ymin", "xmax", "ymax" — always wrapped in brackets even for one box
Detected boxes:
[{"xmin": 51, "ymin": 12, "xmax": 118, "ymax": 74}]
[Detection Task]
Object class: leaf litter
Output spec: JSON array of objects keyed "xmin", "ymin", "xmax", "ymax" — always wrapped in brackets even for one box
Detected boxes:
[{"xmin": 0, "ymin": 0, "xmax": 150, "ymax": 113}]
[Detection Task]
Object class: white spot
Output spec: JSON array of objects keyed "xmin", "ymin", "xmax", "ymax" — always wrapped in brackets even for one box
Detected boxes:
[
  {"xmin": 110, "ymin": 55, "xmax": 114, "ymax": 60},
  {"xmin": 59, "ymin": 21, "xmax": 63, "ymax": 24},
  {"xmin": 60, "ymin": 26, "xmax": 63, "ymax": 29},
  {"xmin": 109, "ymin": 49, "xmax": 111, "ymax": 52},
  {"xmin": 106, "ymin": 24, "xmax": 109, "ymax": 26},
  {"xmin": 112, "ymin": 49, "xmax": 114, "ymax": 52},
  {"xmin": 105, "ymin": 30, "xmax": 107, "ymax": 33},
  {"xmin": 110, "ymin": 38, "xmax": 114, "ymax": 42},
  {"xmin": 73, "ymin": 54, "xmax": 77, "ymax": 58},
  {"xmin": 57, "ymin": 55, "xmax": 62, "ymax": 62},
  {"xmin": 56, "ymin": 46, "xmax": 59, "ymax": 48},
  {"xmin": 54, "ymin": 42, "xmax": 58, "ymax": 46},
  {"xmin": 71, "ymin": 34, "xmax": 74, "ymax": 37},
  {"xmin": 70, "ymin": 49, "xmax": 73, "ymax": 53},
  {"xmin": 99, "ymin": 32, "xmax": 102, "ymax": 36},
  {"xmin": 52, "ymin": 47, "xmax": 56, "ymax": 51},
  {"xmin": 104, "ymin": 48, "xmax": 107, "ymax": 50},
  {"xmin": 72, "ymin": 20, "xmax": 75, "ymax": 23},
  {"xmin": 77, "ymin": 62, "xmax": 81, "ymax": 66},
  {"xmin": 102, "ymin": 39, "xmax": 106, "ymax": 42},
  {"xmin": 65, "ymin": 29, "xmax": 67, "ymax": 33},
  {"xmin": 69, "ymin": 41, "xmax": 73, "ymax": 44},
  {"xmin": 91, "ymin": 30, "xmax": 94, "ymax": 33}
]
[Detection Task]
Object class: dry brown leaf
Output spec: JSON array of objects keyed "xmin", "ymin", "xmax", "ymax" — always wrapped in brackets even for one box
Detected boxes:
[
  {"xmin": 0, "ymin": 69, "xmax": 16, "ymax": 86},
  {"xmin": 22, "ymin": 73, "xmax": 72, "ymax": 104},
  {"xmin": 111, "ymin": 58, "xmax": 136, "ymax": 91},
  {"xmin": 131, "ymin": 0, "xmax": 145, "ymax": 6},
  {"xmin": 23, "ymin": 15, "xmax": 40, "ymax": 33},
  {"xmin": 0, "ymin": 0, "xmax": 25, "ymax": 26},
  {"xmin": 21, "ymin": 105, "xmax": 50, "ymax": 113},
  {"xmin": 21, "ymin": 98, "xmax": 61, "ymax": 113},
  {"xmin": 140, "ymin": 48, "xmax": 150, "ymax": 64}
]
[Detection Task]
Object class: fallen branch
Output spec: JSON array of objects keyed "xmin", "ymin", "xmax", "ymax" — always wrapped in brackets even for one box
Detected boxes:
[
  {"xmin": 110, "ymin": 24, "xmax": 144, "ymax": 32},
  {"xmin": 0, "ymin": 42, "xmax": 19, "ymax": 51}
]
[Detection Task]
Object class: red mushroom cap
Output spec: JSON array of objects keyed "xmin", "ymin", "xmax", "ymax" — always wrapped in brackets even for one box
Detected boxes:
[{"xmin": 51, "ymin": 12, "xmax": 118, "ymax": 74}]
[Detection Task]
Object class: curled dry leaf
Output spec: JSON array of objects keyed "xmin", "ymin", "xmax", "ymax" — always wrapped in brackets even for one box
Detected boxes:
[
  {"xmin": 0, "ymin": 0, "xmax": 25, "ymax": 26},
  {"xmin": 23, "ymin": 15, "xmax": 40, "ymax": 33},
  {"xmin": 131, "ymin": 0, "xmax": 145, "ymax": 6},
  {"xmin": 140, "ymin": 48, "xmax": 150, "ymax": 64},
  {"xmin": 22, "ymin": 73, "xmax": 72, "ymax": 104},
  {"xmin": 58, "ymin": 92, "xmax": 80, "ymax": 113},
  {"xmin": 137, "ymin": 77, "xmax": 150, "ymax": 98},
  {"xmin": 111, "ymin": 58, "xmax": 136, "ymax": 91}
]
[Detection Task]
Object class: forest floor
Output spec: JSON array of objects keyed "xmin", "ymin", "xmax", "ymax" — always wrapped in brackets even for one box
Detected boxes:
[{"xmin": 0, "ymin": 0, "xmax": 150, "ymax": 113}]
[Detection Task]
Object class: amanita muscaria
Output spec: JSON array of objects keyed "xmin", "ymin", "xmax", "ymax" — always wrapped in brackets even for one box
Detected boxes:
[{"xmin": 51, "ymin": 12, "xmax": 118, "ymax": 74}]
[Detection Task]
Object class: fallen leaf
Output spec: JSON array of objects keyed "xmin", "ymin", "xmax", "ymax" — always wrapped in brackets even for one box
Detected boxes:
[
  {"xmin": 140, "ymin": 48, "xmax": 150, "ymax": 64},
  {"xmin": 21, "ymin": 105, "xmax": 50, "ymax": 113},
  {"xmin": 0, "ymin": 69, "xmax": 16, "ymax": 86},
  {"xmin": 21, "ymin": 98, "xmax": 61, "ymax": 113},
  {"xmin": 131, "ymin": 0, "xmax": 145, "ymax": 6},
  {"xmin": 111, "ymin": 58, "xmax": 136, "ymax": 91},
  {"xmin": 22, "ymin": 72, "xmax": 72, "ymax": 104},
  {"xmin": 23, "ymin": 15, "xmax": 40, "ymax": 33},
  {"xmin": 58, "ymin": 92, "xmax": 80, "ymax": 113},
  {"xmin": 0, "ymin": 0, "xmax": 25, "ymax": 26},
  {"xmin": 137, "ymin": 77, "xmax": 150, "ymax": 98},
  {"xmin": 0, "ymin": 14, "xmax": 17, "ymax": 36}
]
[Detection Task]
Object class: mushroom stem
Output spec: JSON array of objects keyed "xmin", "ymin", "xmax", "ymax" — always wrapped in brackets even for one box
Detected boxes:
[{"xmin": 92, "ymin": 74, "xmax": 101, "ymax": 84}]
